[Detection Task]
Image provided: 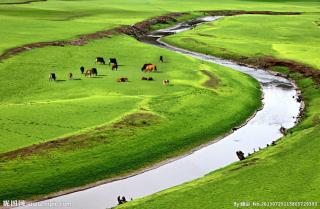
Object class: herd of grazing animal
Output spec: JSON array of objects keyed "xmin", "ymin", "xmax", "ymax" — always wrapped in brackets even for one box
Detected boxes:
[{"xmin": 48, "ymin": 56, "xmax": 170, "ymax": 85}]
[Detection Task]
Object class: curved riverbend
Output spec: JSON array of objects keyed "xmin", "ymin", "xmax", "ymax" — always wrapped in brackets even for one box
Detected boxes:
[{"xmin": 18, "ymin": 16, "xmax": 302, "ymax": 209}]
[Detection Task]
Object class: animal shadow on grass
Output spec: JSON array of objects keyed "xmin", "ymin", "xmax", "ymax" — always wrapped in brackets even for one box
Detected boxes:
[
  {"xmin": 98, "ymin": 75, "xmax": 107, "ymax": 77},
  {"xmin": 142, "ymin": 71, "xmax": 162, "ymax": 74},
  {"xmin": 91, "ymin": 76, "xmax": 103, "ymax": 79},
  {"xmin": 72, "ymin": 78, "xmax": 82, "ymax": 81},
  {"xmin": 56, "ymin": 79, "xmax": 66, "ymax": 82}
]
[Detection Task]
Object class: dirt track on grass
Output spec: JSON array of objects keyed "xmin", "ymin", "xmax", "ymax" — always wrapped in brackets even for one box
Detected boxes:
[{"xmin": 201, "ymin": 70, "xmax": 220, "ymax": 88}]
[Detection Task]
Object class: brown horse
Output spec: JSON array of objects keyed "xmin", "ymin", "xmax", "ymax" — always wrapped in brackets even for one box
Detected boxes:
[
  {"xmin": 141, "ymin": 64, "xmax": 157, "ymax": 72},
  {"xmin": 84, "ymin": 69, "xmax": 92, "ymax": 77}
]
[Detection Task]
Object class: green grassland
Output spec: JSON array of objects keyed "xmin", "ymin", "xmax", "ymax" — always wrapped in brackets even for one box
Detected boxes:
[
  {"xmin": 1, "ymin": 0, "xmax": 320, "ymax": 54},
  {"xmin": 0, "ymin": 34, "xmax": 261, "ymax": 200},
  {"xmin": 163, "ymin": 13, "xmax": 320, "ymax": 69},
  {"xmin": 119, "ymin": 12, "xmax": 320, "ymax": 209},
  {"xmin": 1, "ymin": 0, "xmax": 319, "ymax": 204}
]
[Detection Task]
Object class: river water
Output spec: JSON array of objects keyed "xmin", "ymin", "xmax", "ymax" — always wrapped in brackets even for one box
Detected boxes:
[{"xmin": 17, "ymin": 16, "xmax": 301, "ymax": 209}]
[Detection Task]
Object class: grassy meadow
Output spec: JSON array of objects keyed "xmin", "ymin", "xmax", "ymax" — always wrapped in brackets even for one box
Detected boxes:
[
  {"xmin": 163, "ymin": 13, "xmax": 320, "ymax": 69},
  {"xmin": 0, "ymin": 34, "xmax": 261, "ymax": 200},
  {"xmin": 1, "ymin": 0, "xmax": 319, "ymax": 205},
  {"xmin": 1, "ymin": 0, "xmax": 320, "ymax": 54},
  {"xmin": 119, "ymin": 10, "xmax": 320, "ymax": 209}
]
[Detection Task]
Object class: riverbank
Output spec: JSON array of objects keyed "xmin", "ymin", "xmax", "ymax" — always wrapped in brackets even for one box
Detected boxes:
[
  {"xmin": 119, "ymin": 12, "xmax": 320, "ymax": 209},
  {"xmin": 119, "ymin": 65, "xmax": 320, "ymax": 209}
]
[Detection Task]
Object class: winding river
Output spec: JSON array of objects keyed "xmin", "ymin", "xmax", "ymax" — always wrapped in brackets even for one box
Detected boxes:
[{"xmin": 18, "ymin": 16, "xmax": 302, "ymax": 209}]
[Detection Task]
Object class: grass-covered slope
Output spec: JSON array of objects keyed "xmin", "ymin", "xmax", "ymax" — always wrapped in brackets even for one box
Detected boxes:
[
  {"xmin": 0, "ymin": 34, "xmax": 261, "ymax": 200},
  {"xmin": 163, "ymin": 14, "xmax": 320, "ymax": 69},
  {"xmin": 119, "ymin": 71, "xmax": 320, "ymax": 209},
  {"xmin": 1, "ymin": 0, "xmax": 318, "ymax": 204},
  {"xmin": 119, "ymin": 14, "xmax": 320, "ymax": 209},
  {"xmin": 0, "ymin": 34, "xmax": 261, "ymax": 153},
  {"xmin": 0, "ymin": 0, "xmax": 319, "ymax": 54}
]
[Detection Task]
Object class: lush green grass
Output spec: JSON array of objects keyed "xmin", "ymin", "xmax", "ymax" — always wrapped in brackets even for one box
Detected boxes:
[
  {"xmin": 0, "ymin": 34, "xmax": 261, "ymax": 200},
  {"xmin": 163, "ymin": 13, "xmax": 320, "ymax": 69},
  {"xmin": 1, "ymin": 0, "xmax": 319, "ymax": 203},
  {"xmin": 1, "ymin": 0, "xmax": 320, "ymax": 54},
  {"xmin": 119, "ymin": 71, "xmax": 320, "ymax": 209},
  {"xmin": 0, "ymin": 97, "xmax": 139, "ymax": 152},
  {"xmin": 119, "ymin": 13, "xmax": 320, "ymax": 209}
]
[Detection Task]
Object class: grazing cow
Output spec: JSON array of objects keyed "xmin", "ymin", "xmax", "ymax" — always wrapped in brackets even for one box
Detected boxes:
[
  {"xmin": 109, "ymin": 58, "xmax": 117, "ymax": 66},
  {"xmin": 49, "ymin": 73, "xmax": 56, "ymax": 81},
  {"xmin": 160, "ymin": 56, "xmax": 164, "ymax": 63},
  {"xmin": 91, "ymin": 68, "xmax": 98, "ymax": 76},
  {"xmin": 236, "ymin": 150, "xmax": 245, "ymax": 161},
  {"xmin": 117, "ymin": 77, "xmax": 128, "ymax": 82},
  {"xmin": 68, "ymin": 73, "xmax": 73, "ymax": 80},
  {"xmin": 80, "ymin": 66, "xmax": 84, "ymax": 74},
  {"xmin": 95, "ymin": 57, "xmax": 105, "ymax": 65},
  {"xmin": 163, "ymin": 80, "xmax": 169, "ymax": 85},
  {"xmin": 84, "ymin": 69, "xmax": 92, "ymax": 77},
  {"xmin": 112, "ymin": 63, "xmax": 118, "ymax": 71},
  {"xmin": 141, "ymin": 64, "xmax": 157, "ymax": 72}
]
